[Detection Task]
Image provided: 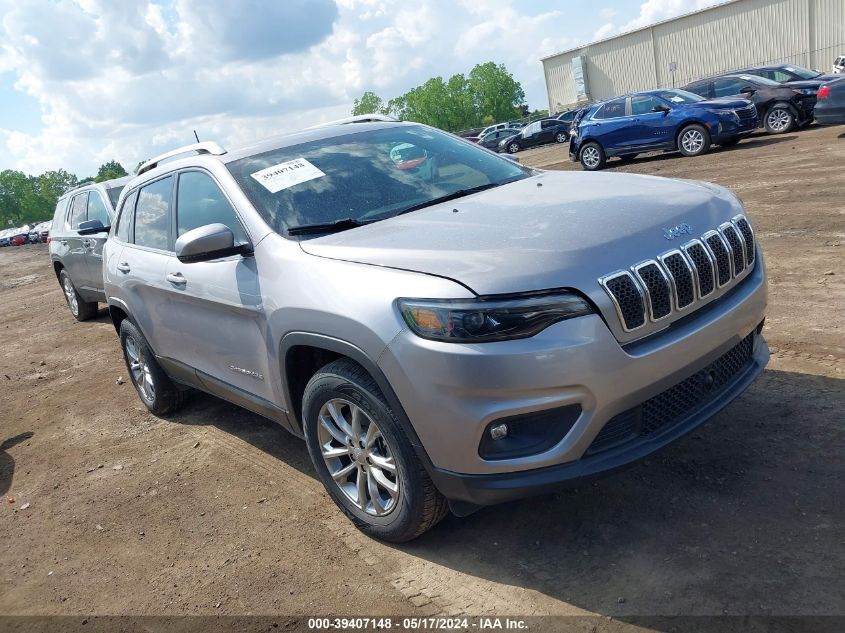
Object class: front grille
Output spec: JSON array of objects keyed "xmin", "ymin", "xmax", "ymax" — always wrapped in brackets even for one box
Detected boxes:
[
  {"xmin": 598, "ymin": 215, "xmax": 756, "ymax": 333},
  {"xmin": 736, "ymin": 104, "xmax": 757, "ymax": 121},
  {"xmin": 587, "ymin": 333, "xmax": 755, "ymax": 454}
]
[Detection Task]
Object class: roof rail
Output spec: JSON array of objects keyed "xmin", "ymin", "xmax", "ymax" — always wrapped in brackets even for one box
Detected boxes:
[
  {"xmin": 306, "ymin": 113, "xmax": 399, "ymax": 129},
  {"xmin": 136, "ymin": 141, "xmax": 227, "ymax": 176}
]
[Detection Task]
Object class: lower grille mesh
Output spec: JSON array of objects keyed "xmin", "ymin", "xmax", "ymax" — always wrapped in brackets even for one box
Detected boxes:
[{"xmin": 587, "ymin": 333, "xmax": 755, "ymax": 454}]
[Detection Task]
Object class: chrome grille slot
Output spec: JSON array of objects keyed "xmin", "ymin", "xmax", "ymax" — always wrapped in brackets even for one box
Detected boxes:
[
  {"xmin": 704, "ymin": 231, "xmax": 732, "ymax": 287},
  {"xmin": 733, "ymin": 215, "xmax": 755, "ymax": 265},
  {"xmin": 683, "ymin": 240, "xmax": 715, "ymax": 298},
  {"xmin": 660, "ymin": 251, "xmax": 695, "ymax": 309},
  {"xmin": 634, "ymin": 261, "xmax": 672, "ymax": 321},
  {"xmin": 600, "ymin": 272, "xmax": 646, "ymax": 332},
  {"xmin": 720, "ymin": 223, "xmax": 745, "ymax": 275}
]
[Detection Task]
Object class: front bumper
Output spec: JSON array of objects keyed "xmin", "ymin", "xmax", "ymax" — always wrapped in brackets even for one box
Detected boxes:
[
  {"xmin": 430, "ymin": 329, "xmax": 767, "ymax": 505},
  {"xmin": 379, "ymin": 253, "xmax": 768, "ymax": 492}
]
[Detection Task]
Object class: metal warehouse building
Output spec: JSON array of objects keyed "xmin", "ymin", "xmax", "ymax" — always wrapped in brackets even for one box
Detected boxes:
[{"xmin": 542, "ymin": 0, "xmax": 845, "ymax": 111}]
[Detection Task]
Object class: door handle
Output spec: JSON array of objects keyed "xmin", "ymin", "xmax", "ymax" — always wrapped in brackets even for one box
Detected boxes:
[
  {"xmin": 166, "ymin": 273, "xmax": 187, "ymax": 285},
  {"xmin": 117, "ymin": 262, "xmax": 131, "ymax": 273}
]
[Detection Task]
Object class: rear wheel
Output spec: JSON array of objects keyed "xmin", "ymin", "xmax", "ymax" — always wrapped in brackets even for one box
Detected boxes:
[
  {"xmin": 579, "ymin": 142, "xmax": 606, "ymax": 171},
  {"xmin": 119, "ymin": 319, "xmax": 185, "ymax": 415},
  {"xmin": 678, "ymin": 124, "xmax": 711, "ymax": 157},
  {"xmin": 764, "ymin": 104, "xmax": 795, "ymax": 134},
  {"xmin": 59, "ymin": 270, "xmax": 98, "ymax": 321},
  {"xmin": 303, "ymin": 359, "xmax": 448, "ymax": 542}
]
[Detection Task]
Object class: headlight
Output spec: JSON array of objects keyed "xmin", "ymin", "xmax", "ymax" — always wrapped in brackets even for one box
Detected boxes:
[
  {"xmin": 791, "ymin": 88, "xmax": 816, "ymax": 95},
  {"xmin": 398, "ymin": 291, "xmax": 594, "ymax": 343}
]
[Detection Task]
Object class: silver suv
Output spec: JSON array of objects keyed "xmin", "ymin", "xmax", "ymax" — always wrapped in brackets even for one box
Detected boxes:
[
  {"xmin": 103, "ymin": 122, "xmax": 768, "ymax": 541},
  {"xmin": 50, "ymin": 177, "xmax": 130, "ymax": 320}
]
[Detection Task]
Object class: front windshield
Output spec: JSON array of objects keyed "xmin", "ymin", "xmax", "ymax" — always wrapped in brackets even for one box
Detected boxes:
[
  {"xmin": 783, "ymin": 65, "xmax": 821, "ymax": 79},
  {"xmin": 653, "ymin": 89, "xmax": 705, "ymax": 104},
  {"xmin": 227, "ymin": 125, "xmax": 529, "ymax": 237}
]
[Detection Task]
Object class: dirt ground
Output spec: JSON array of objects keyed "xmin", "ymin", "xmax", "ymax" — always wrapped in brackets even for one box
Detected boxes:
[{"xmin": 0, "ymin": 124, "xmax": 843, "ymax": 630}]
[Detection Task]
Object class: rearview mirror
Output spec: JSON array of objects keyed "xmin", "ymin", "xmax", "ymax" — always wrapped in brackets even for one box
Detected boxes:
[
  {"xmin": 175, "ymin": 223, "xmax": 250, "ymax": 263},
  {"xmin": 78, "ymin": 219, "xmax": 110, "ymax": 235}
]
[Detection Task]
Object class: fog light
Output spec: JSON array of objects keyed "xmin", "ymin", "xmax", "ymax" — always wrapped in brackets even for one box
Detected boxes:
[{"xmin": 489, "ymin": 423, "xmax": 509, "ymax": 441}]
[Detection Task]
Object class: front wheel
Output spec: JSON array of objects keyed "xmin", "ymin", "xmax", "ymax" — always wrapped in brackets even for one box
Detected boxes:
[
  {"xmin": 555, "ymin": 132, "xmax": 567, "ymax": 143},
  {"xmin": 507, "ymin": 142, "xmax": 520, "ymax": 154},
  {"xmin": 764, "ymin": 105, "xmax": 795, "ymax": 134},
  {"xmin": 678, "ymin": 124, "xmax": 711, "ymax": 157},
  {"xmin": 303, "ymin": 359, "xmax": 448, "ymax": 542},
  {"xmin": 579, "ymin": 142, "xmax": 606, "ymax": 170}
]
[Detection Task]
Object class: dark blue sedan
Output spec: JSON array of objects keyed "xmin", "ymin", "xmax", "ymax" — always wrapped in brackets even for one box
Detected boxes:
[{"xmin": 569, "ymin": 89, "xmax": 758, "ymax": 170}]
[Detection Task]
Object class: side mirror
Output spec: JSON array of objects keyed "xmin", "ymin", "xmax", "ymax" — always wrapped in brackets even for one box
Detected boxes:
[
  {"xmin": 740, "ymin": 86, "xmax": 756, "ymax": 95},
  {"xmin": 651, "ymin": 105, "xmax": 671, "ymax": 114},
  {"xmin": 78, "ymin": 219, "xmax": 110, "ymax": 235},
  {"xmin": 175, "ymin": 223, "xmax": 249, "ymax": 263}
]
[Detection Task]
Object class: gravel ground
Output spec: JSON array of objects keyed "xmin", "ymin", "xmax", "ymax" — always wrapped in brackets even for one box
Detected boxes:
[{"xmin": 0, "ymin": 123, "xmax": 842, "ymax": 630}]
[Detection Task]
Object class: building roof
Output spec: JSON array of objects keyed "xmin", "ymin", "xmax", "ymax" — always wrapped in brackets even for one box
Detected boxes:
[{"xmin": 540, "ymin": 0, "xmax": 740, "ymax": 62}]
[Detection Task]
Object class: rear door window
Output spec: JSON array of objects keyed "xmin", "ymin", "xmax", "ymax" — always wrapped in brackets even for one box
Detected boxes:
[
  {"xmin": 115, "ymin": 189, "xmax": 138, "ymax": 242},
  {"xmin": 87, "ymin": 191, "xmax": 110, "ymax": 226},
  {"xmin": 133, "ymin": 177, "xmax": 173, "ymax": 251},
  {"xmin": 593, "ymin": 98, "xmax": 627, "ymax": 119}
]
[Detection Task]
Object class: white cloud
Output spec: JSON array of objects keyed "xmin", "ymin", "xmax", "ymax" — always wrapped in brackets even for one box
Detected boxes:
[{"xmin": 0, "ymin": 0, "xmax": 580, "ymax": 176}]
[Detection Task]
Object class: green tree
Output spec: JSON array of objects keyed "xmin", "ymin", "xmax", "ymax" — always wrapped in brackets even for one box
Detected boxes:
[
  {"xmin": 468, "ymin": 62, "xmax": 525, "ymax": 124},
  {"xmin": 351, "ymin": 91, "xmax": 385, "ymax": 116},
  {"xmin": 95, "ymin": 160, "xmax": 128, "ymax": 182}
]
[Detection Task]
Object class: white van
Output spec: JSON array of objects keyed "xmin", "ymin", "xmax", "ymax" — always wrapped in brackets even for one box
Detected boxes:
[{"xmin": 833, "ymin": 55, "xmax": 845, "ymax": 74}]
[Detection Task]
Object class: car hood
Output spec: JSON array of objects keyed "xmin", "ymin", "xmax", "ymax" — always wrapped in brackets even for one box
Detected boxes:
[
  {"xmin": 684, "ymin": 97, "xmax": 750, "ymax": 110},
  {"xmin": 299, "ymin": 171, "xmax": 744, "ymax": 296}
]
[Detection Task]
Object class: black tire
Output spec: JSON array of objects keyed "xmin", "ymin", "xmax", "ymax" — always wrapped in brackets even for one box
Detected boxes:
[
  {"xmin": 507, "ymin": 142, "xmax": 520, "ymax": 154},
  {"xmin": 119, "ymin": 319, "xmax": 185, "ymax": 415},
  {"xmin": 554, "ymin": 132, "xmax": 567, "ymax": 143},
  {"xmin": 719, "ymin": 137, "xmax": 741, "ymax": 147},
  {"xmin": 59, "ymin": 269, "xmax": 98, "ymax": 321},
  {"xmin": 618, "ymin": 153, "xmax": 638, "ymax": 162},
  {"xmin": 303, "ymin": 359, "xmax": 448, "ymax": 542},
  {"xmin": 677, "ymin": 124, "xmax": 711, "ymax": 157},
  {"xmin": 764, "ymin": 104, "xmax": 795, "ymax": 134},
  {"xmin": 579, "ymin": 142, "xmax": 606, "ymax": 171}
]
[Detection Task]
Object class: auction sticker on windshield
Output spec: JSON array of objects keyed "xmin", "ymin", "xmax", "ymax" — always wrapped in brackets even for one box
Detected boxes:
[{"xmin": 251, "ymin": 158, "xmax": 326, "ymax": 193}]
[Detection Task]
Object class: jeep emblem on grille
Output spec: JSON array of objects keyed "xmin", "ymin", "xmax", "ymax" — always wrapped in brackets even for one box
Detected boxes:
[{"xmin": 662, "ymin": 223, "xmax": 693, "ymax": 240}]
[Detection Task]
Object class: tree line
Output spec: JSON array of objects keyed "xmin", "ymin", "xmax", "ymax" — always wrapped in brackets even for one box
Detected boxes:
[
  {"xmin": 352, "ymin": 61, "xmax": 528, "ymax": 132},
  {"xmin": 0, "ymin": 160, "xmax": 129, "ymax": 227}
]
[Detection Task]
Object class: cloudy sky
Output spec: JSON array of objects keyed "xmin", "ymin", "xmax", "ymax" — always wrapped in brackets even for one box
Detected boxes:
[{"xmin": 0, "ymin": 0, "xmax": 723, "ymax": 177}]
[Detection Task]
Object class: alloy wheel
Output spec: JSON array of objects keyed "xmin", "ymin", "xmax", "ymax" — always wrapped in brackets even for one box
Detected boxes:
[
  {"xmin": 581, "ymin": 146, "xmax": 600, "ymax": 168},
  {"xmin": 62, "ymin": 276, "xmax": 79, "ymax": 316},
  {"xmin": 317, "ymin": 398, "xmax": 399, "ymax": 516},
  {"xmin": 767, "ymin": 109, "xmax": 791, "ymax": 132},
  {"xmin": 508, "ymin": 143, "xmax": 519, "ymax": 153},
  {"xmin": 681, "ymin": 129, "xmax": 704, "ymax": 154},
  {"xmin": 555, "ymin": 132, "xmax": 566, "ymax": 143},
  {"xmin": 125, "ymin": 334, "xmax": 155, "ymax": 401}
]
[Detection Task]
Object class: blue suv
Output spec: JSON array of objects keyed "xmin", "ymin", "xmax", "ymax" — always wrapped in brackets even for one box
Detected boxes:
[{"xmin": 569, "ymin": 89, "xmax": 757, "ymax": 170}]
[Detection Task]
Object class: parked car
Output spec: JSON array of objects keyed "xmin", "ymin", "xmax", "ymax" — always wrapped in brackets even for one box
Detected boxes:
[
  {"xmin": 814, "ymin": 78, "xmax": 845, "ymax": 125},
  {"xmin": 834, "ymin": 55, "xmax": 845, "ymax": 74},
  {"xmin": 0, "ymin": 229, "xmax": 12, "ymax": 247},
  {"xmin": 498, "ymin": 119, "xmax": 570, "ymax": 153},
  {"xmin": 101, "ymin": 125, "xmax": 768, "ymax": 542},
  {"xmin": 732, "ymin": 63, "xmax": 840, "ymax": 85},
  {"xmin": 28, "ymin": 221, "xmax": 49, "ymax": 243},
  {"xmin": 9, "ymin": 226, "xmax": 30, "ymax": 246},
  {"xmin": 684, "ymin": 74, "xmax": 817, "ymax": 134},
  {"xmin": 477, "ymin": 128, "xmax": 522, "ymax": 150},
  {"xmin": 49, "ymin": 176, "xmax": 130, "ymax": 321},
  {"xmin": 552, "ymin": 109, "xmax": 580, "ymax": 131},
  {"xmin": 39, "ymin": 221, "xmax": 52, "ymax": 243},
  {"xmin": 569, "ymin": 89, "xmax": 757, "ymax": 170},
  {"xmin": 479, "ymin": 122, "xmax": 514, "ymax": 137}
]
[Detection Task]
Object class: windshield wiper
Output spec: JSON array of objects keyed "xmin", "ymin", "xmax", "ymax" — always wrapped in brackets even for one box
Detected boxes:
[
  {"xmin": 392, "ymin": 181, "xmax": 509, "ymax": 217},
  {"xmin": 286, "ymin": 217, "xmax": 373, "ymax": 235}
]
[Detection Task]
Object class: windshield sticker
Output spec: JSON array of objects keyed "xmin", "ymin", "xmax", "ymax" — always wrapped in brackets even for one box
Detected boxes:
[
  {"xmin": 669, "ymin": 96, "xmax": 684, "ymax": 103},
  {"xmin": 250, "ymin": 158, "xmax": 325, "ymax": 193}
]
